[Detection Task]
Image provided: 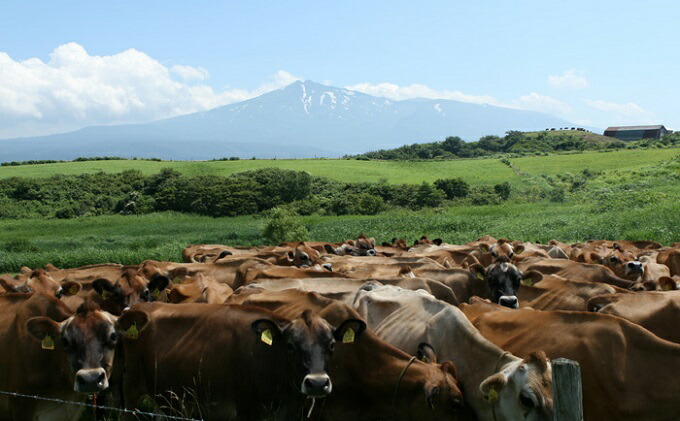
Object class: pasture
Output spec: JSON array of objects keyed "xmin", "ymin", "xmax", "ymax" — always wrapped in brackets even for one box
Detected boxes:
[
  {"xmin": 1, "ymin": 199, "xmax": 677, "ymax": 273},
  {"xmin": 0, "ymin": 148, "xmax": 677, "ymax": 186}
]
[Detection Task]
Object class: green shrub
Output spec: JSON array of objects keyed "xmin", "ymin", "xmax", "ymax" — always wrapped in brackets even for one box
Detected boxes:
[
  {"xmin": 434, "ymin": 178, "xmax": 470, "ymax": 199},
  {"xmin": 261, "ymin": 208, "xmax": 310, "ymax": 244},
  {"xmin": 494, "ymin": 182, "xmax": 511, "ymax": 200},
  {"xmin": 469, "ymin": 186, "xmax": 500, "ymax": 205}
]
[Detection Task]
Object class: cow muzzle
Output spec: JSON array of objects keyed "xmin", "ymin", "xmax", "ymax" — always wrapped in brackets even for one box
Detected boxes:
[
  {"xmin": 74, "ymin": 368, "xmax": 108, "ymax": 394},
  {"xmin": 498, "ymin": 295, "xmax": 519, "ymax": 309},
  {"xmin": 625, "ymin": 262, "xmax": 644, "ymax": 276},
  {"xmin": 301, "ymin": 373, "xmax": 332, "ymax": 397}
]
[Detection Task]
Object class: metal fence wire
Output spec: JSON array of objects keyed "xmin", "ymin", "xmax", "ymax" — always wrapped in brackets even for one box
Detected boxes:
[{"xmin": 0, "ymin": 390, "xmax": 202, "ymax": 420}]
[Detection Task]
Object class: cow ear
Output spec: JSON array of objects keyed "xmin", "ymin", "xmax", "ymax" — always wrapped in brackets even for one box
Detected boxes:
[
  {"xmin": 513, "ymin": 244, "xmax": 525, "ymax": 255},
  {"xmin": 469, "ymin": 264, "xmax": 486, "ymax": 281},
  {"xmin": 251, "ymin": 319, "xmax": 284, "ymax": 345},
  {"xmin": 217, "ymin": 250, "xmax": 232, "ymax": 260},
  {"xmin": 417, "ymin": 343, "xmax": 438, "ymax": 363},
  {"xmin": 479, "ymin": 243, "xmax": 491, "ymax": 253},
  {"xmin": 148, "ymin": 274, "xmax": 170, "ymax": 292},
  {"xmin": 0, "ymin": 278, "xmax": 23, "ymax": 293},
  {"xmin": 480, "ymin": 372, "xmax": 508, "ymax": 404},
  {"xmin": 117, "ymin": 310, "xmax": 150, "ymax": 337},
  {"xmin": 433, "ymin": 238, "xmax": 443, "ymax": 246},
  {"xmin": 92, "ymin": 278, "xmax": 116, "ymax": 296},
  {"xmin": 26, "ymin": 317, "xmax": 62, "ymax": 345},
  {"xmin": 324, "ymin": 244, "xmax": 336, "ymax": 254},
  {"xmin": 286, "ymin": 250, "xmax": 295, "ymax": 261},
  {"xmin": 659, "ymin": 276, "xmax": 679, "ymax": 291},
  {"xmin": 60, "ymin": 281, "xmax": 81, "ymax": 297},
  {"xmin": 521, "ymin": 271, "xmax": 543, "ymax": 287},
  {"xmin": 334, "ymin": 319, "xmax": 366, "ymax": 344}
]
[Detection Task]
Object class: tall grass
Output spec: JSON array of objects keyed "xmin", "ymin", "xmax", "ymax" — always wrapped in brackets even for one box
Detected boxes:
[{"xmin": 1, "ymin": 199, "xmax": 677, "ymax": 273}]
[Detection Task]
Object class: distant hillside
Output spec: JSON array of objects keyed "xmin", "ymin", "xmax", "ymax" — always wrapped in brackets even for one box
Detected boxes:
[
  {"xmin": 0, "ymin": 80, "xmax": 575, "ymax": 161},
  {"xmin": 353, "ymin": 129, "xmax": 624, "ymax": 160}
]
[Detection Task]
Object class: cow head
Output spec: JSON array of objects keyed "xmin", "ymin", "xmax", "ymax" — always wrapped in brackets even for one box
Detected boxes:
[
  {"xmin": 480, "ymin": 351, "xmax": 553, "ymax": 421},
  {"xmin": 469, "ymin": 257, "xmax": 543, "ymax": 308},
  {"xmin": 26, "ymin": 301, "xmax": 123, "ymax": 394},
  {"xmin": 92, "ymin": 270, "xmax": 169, "ymax": 315},
  {"xmin": 0, "ymin": 269, "xmax": 81, "ymax": 299},
  {"xmin": 252, "ymin": 309, "xmax": 366, "ymax": 398},
  {"xmin": 413, "ymin": 235, "xmax": 443, "ymax": 246},
  {"xmin": 479, "ymin": 239, "xmax": 522, "ymax": 259},
  {"xmin": 602, "ymin": 251, "xmax": 644, "ymax": 281},
  {"xmin": 354, "ymin": 234, "xmax": 377, "ymax": 256},
  {"xmin": 285, "ymin": 242, "xmax": 323, "ymax": 268}
]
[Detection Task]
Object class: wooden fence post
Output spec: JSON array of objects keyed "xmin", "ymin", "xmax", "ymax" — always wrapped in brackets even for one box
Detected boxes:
[{"xmin": 552, "ymin": 358, "xmax": 583, "ymax": 421}]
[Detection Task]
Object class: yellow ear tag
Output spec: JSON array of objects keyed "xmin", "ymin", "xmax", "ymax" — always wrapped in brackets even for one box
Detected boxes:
[
  {"xmin": 487, "ymin": 386, "xmax": 499, "ymax": 404},
  {"xmin": 152, "ymin": 289, "xmax": 161, "ymax": 299},
  {"xmin": 69, "ymin": 285, "xmax": 78, "ymax": 296},
  {"xmin": 126, "ymin": 323, "xmax": 139, "ymax": 340},
  {"xmin": 261, "ymin": 329, "xmax": 273, "ymax": 346},
  {"xmin": 41, "ymin": 334, "xmax": 55, "ymax": 350},
  {"xmin": 523, "ymin": 278, "xmax": 533, "ymax": 287},
  {"xmin": 101, "ymin": 290, "xmax": 111, "ymax": 300},
  {"xmin": 342, "ymin": 327, "xmax": 355, "ymax": 344},
  {"xmin": 476, "ymin": 272, "xmax": 485, "ymax": 281}
]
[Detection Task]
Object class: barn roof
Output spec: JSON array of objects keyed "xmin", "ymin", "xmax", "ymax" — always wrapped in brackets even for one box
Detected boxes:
[{"xmin": 605, "ymin": 125, "xmax": 666, "ymax": 131}]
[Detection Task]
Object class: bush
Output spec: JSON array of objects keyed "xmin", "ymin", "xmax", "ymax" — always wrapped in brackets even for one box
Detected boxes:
[
  {"xmin": 469, "ymin": 186, "xmax": 500, "ymax": 205},
  {"xmin": 494, "ymin": 182, "xmax": 511, "ymax": 200},
  {"xmin": 434, "ymin": 178, "xmax": 470, "ymax": 199},
  {"xmin": 414, "ymin": 183, "xmax": 445, "ymax": 208},
  {"xmin": 261, "ymin": 208, "xmax": 310, "ymax": 244},
  {"xmin": 548, "ymin": 188, "xmax": 566, "ymax": 203}
]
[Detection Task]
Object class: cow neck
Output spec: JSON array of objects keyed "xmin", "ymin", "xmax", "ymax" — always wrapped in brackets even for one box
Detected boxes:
[{"xmin": 438, "ymin": 306, "xmax": 519, "ymax": 390}]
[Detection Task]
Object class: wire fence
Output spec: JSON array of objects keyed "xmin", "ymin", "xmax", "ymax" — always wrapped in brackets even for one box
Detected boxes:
[{"xmin": 0, "ymin": 390, "xmax": 202, "ymax": 421}]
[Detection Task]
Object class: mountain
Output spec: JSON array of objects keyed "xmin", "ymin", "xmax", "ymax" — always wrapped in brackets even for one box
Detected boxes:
[{"xmin": 0, "ymin": 80, "xmax": 575, "ymax": 161}]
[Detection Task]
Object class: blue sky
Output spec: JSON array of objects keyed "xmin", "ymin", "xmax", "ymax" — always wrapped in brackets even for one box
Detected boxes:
[{"xmin": 1, "ymin": 0, "xmax": 678, "ymax": 139}]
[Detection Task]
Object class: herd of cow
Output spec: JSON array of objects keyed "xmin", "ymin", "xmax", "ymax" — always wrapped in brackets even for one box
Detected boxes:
[{"xmin": 1, "ymin": 234, "xmax": 679, "ymax": 420}]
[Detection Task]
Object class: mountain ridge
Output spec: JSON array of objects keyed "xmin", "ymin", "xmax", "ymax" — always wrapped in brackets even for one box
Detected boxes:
[{"xmin": 0, "ymin": 80, "xmax": 575, "ymax": 161}]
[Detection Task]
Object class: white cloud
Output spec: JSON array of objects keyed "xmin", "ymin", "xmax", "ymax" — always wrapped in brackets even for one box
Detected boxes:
[
  {"xmin": 514, "ymin": 92, "xmax": 572, "ymax": 115},
  {"xmin": 345, "ymin": 82, "xmax": 502, "ymax": 106},
  {"xmin": 0, "ymin": 43, "xmax": 301, "ymax": 139},
  {"xmin": 585, "ymin": 99, "xmax": 654, "ymax": 121},
  {"xmin": 171, "ymin": 65, "xmax": 209, "ymax": 81},
  {"xmin": 548, "ymin": 69, "xmax": 589, "ymax": 89}
]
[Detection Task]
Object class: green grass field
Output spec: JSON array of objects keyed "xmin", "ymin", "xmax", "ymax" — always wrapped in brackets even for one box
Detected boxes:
[
  {"xmin": 1, "ymin": 148, "xmax": 677, "ymax": 186},
  {"xmin": 1, "ymin": 199, "xmax": 677, "ymax": 273},
  {"xmin": 1, "ymin": 148, "xmax": 678, "ymax": 273}
]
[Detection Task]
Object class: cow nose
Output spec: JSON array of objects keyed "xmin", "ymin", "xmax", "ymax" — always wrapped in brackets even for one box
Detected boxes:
[
  {"xmin": 74, "ymin": 368, "xmax": 108, "ymax": 394},
  {"xmin": 301, "ymin": 373, "xmax": 332, "ymax": 397},
  {"xmin": 627, "ymin": 262, "xmax": 643, "ymax": 271},
  {"xmin": 499, "ymin": 295, "xmax": 519, "ymax": 309},
  {"xmin": 367, "ymin": 249, "xmax": 376, "ymax": 256}
]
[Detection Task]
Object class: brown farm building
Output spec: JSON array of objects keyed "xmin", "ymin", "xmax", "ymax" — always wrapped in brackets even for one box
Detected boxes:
[{"xmin": 603, "ymin": 125, "xmax": 670, "ymax": 141}]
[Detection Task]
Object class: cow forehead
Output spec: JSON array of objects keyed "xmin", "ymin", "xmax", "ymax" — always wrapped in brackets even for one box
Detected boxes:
[
  {"xmin": 288, "ymin": 314, "xmax": 333, "ymax": 340},
  {"xmin": 65, "ymin": 310, "xmax": 116, "ymax": 337}
]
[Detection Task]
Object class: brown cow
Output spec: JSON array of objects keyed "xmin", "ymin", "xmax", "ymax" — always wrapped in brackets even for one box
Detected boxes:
[
  {"xmin": 225, "ymin": 288, "xmax": 469, "ymax": 420},
  {"xmin": 518, "ymin": 275, "xmax": 626, "ymax": 311},
  {"xmin": 1, "ymin": 294, "xmax": 123, "ymax": 420},
  {"xmin": 657, "ymin": 247, "xmax": 680, "ymax": 276},
  {"xmin": 167, "ymin": 272, "xmax": 234, "ymax": 304},
  {"xmin": 461, "ymin": 299, "xmax": 680, "ymax": 420},
  {"xmin": 516, "ymin": 257, "xmax": 635, "ymax": 289},
  {"xmin": 0, "ymin": 268, "xmax": 81, "ymax": 299},
  {"xmin": 117, "ymin": 302, "xmax": 367, "ymax": 420},
  {"xmin": 588, "ymin": 290, "xmax": 680, "ymax": 343}
]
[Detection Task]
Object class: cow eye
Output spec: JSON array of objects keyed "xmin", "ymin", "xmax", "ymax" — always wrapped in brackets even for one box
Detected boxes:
[
  {"xmin": 520, "ymin": 391, "xmax": 535, "ymax": 409},
  {"xmin": 328, "ymin": 341, "xmax": 335, "ymax": 352},
  {"xmin": 109, "ymin": 332, "xmax": 119, "ymax": 343},
  {"xmin": 141, "ymin": 289, "xmax": 150, "ymax": 301},
  {"xmin": 62, "ymin": 337, "xmax": 70, "ymax": 348}
]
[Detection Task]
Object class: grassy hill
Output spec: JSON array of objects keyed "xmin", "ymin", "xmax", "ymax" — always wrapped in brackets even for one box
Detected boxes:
[{"xmin": 0, "ymin": 148, "xmax": 677, "ymax": 186}]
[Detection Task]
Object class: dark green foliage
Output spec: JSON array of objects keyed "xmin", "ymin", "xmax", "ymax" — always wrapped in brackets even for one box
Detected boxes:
[
  {"xmin": 434, "ymin": 178, "xmax": 470, "ymax": 199},
  {"xmin": 494, "ymin": 182, "xmax": 511, "ymax": 200},
  {"xmin": 261, "ymin": 208, "xmax": 309, "ymax": 244}
]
